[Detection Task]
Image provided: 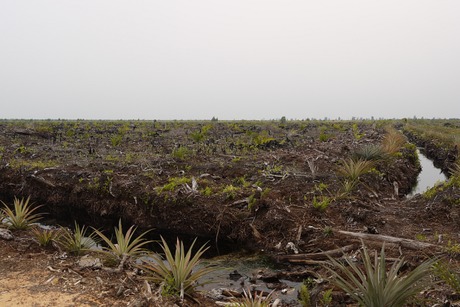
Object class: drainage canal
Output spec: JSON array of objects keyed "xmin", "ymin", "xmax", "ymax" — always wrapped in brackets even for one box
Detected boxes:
[{"xmin": 407, "ymin": 149, "xmax": 447, "ymax": 197}]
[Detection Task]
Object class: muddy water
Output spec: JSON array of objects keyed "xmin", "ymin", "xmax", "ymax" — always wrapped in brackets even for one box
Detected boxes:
[
  {"xmin": 197, "ymin": 252, "xmax": 300, "ymax": 304},
  {"xmin": 407, "ymin": 149, "xmax": 447, "ymax": 197},
  {"xmin": 138, "ymin": 250, "xmax": 300, "ymax": 304}
]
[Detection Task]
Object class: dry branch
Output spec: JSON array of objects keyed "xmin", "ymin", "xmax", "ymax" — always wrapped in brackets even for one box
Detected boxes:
[
  {"xmin": 277, "ymin": 244, "xmax": 357, "ymax": 263},
  {"xmin": 336, "ymin": 230, "xmax": 438, "ymax": 250},
  {"xmin": 30, "ymin": 174, "xmax": 56, "ymax": 188}
]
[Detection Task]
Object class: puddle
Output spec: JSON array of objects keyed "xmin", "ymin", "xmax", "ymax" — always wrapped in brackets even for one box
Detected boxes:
[
  {"xmin": 407, "ymin": 149, "xmax": 447, "ymax": 197},
  {"xmin": 197, "ymin": 252, "xmax": 300, "ymax": 304}
]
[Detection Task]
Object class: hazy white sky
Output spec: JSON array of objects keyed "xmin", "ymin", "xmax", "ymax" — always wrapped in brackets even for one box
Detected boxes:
[{"xmin": 1, "ymin": 1, "xmax": 459, "ymax": 120}]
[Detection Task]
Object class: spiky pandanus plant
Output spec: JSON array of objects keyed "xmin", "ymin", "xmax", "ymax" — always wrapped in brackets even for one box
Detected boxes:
[
  {"xmin": 1, "ymin": 196, "xmax": 43, "ymax": 230},
  {"xmin": 325, "ymin": 243, "xmax": 435, "ymax": 307},
  {"xmin": 230, "ymin": 288, "xmax": 274, "ymax": 307},
  {"xmin": 92, "ymin": 219, "xmax": 153, "ymax": 264},
  {"xmin": 139, "ymin": 236, "xmax": 214, "ymax": 299},
  {"xmin": 337, "ymin": 158, "xmax": 374, "ymax": 183},
  {"xmin": 57, "ymin": 222, "xmax": 99, "ymax": 255},
  {"xmin": 352, "ymin": 144, "xmax": 386, "ymax": 162},
  {"xmin": 31, "ymin": 227, "xmax": 61, "ymax": 247}
]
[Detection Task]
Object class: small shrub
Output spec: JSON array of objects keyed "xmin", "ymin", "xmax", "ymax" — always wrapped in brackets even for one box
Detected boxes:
[
  {"xmin": 337, "ymin": 158, "xmax": 374, "ymax": 182},
  {"xmin": 325, "ymin": 242, "xmax": 435, "ymax": 307},
  {"xmin": 1, "ymin": 196, "xmax": 43, "ymax": 230},
  {"xmin": 172, "ymin": 146, "xmax": 190, "ymax": 160},
  {"xmin": 314, "ymin": 182, "xmax": 329, "ymax": 193},
  {"xmin": 158, "ymin": 177, "xmax": 191, "ymax": 193},
  {"xmin": 235, "ymin": 176, "xmax": 251, "ymax": 188},
  {"xmin": 332, "ymin": 123, "xmax": 345, "ymax": 131},
  {"xmin": 92, "ymin": 219, "xmax": 153, "ymax": 264},
  {"xmin": 190, "ymin": 124, "xmax": 212, "ymax": 143},
  {"xmin": 319, "ymin": 129, "xmax": 332, "ymax": 142},
  {"xmin": 433, "ymin": 260, "xmax": 460, "ymax": 293},
  {"xmin": 110, "ymin": 134, "xmax": 123, "ymax": 146},
  {"xmin": 265, "ymin": 163, "xmax": 283, "ymax": 175},
  {"xmin": 298, "ymin": 283, "xmax": 312, "ymax": 307},
  {"xmin": 381, "ymin": 127, "xmax": 406, "ymax": 154},
  {"xmin": 352, "ymin": 144, "xmax": 385, "ymax": 161},
  {"xmin": 32, "ymin": 227, "xmax": 60, "ymax": 247},
  {"xmin": 201, "ymin": 186, "xmax": 213, "ymax": 196},
  {"xmin": 260, "ymin": 188, "xmax": 271, "ymax": 198},
  {"xmin": 319, "ymin": 289, "xmax": 333, "ymax": 306},
  {"xmin": 251, "ymin": 131, "xmax": 276, "ymax": 147},
  {"xmin": 423, "ymin": 181, "xmax": 446, "ymax": 199},
  {"xmin": 190, "ymin": 131, "xmax": 205, "ymax": 142},
  {"xmin": 352, "ymin": 123, "xmax": 364, "ymax": 140},
  {"xmin": 444, "ymin": 240, "xmax": 460, "ymax": 257},
  {"xmin": 312, "ymin": 196, "xmax": 331, "ymax": 211},
  {"xmin": 323, "ymin": 226, "xmax": 333, "ymax": 237},
  {"xmin": 223, "ymin": 184, "xmax": 239, "ymax": 200},
  {"xmin": 140, "ymin": 236, "xmax": 213, "ymax": 298},
  {"xmin": 339, "ymin": 179, "xmax": 358, "ymax": 196},
  {"xmin": 57, "ymin": 222, "xmax": 98, "ymax": 255},
  {"xmin": 248, "ymin": 194, "xmax": 257, "ymax": 210},
  {"xmin": 231, "ymin": 288, "xmax": 274, "ymax": 307},
  {"xmin": 231, "ymin": 156, "xmax": 242, "ymax": 163}
]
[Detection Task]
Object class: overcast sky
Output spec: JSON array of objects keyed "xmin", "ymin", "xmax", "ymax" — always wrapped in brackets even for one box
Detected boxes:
[{"xmin": 1, "ymin": 1, "xmax": 459, "ymax": 120}]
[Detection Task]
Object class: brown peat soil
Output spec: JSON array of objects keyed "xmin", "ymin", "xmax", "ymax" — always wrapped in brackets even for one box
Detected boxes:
[{"xmin": 0, "ymin": 119, "xmax": 459, "ymax": 306}]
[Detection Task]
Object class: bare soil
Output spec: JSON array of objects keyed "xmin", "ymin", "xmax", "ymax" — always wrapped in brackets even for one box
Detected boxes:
[
  {"xmin": 1, "ymin": 120, "xmax": 459, "ymax": 306},
  {"xmin": 0, "ymin": 230, "xmax": 194, "ymax": 306}
]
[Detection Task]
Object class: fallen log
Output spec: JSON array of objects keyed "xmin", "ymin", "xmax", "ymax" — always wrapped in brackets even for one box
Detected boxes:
[
  {"xmin": 277, "ymin": 244, "xmax": 357, "ymax": 263},
  {"xmin": 336, "ymin": 230, "xmax": 438, "ymax": 250},
  {"xmin": 278, "ymin": 230, "xmax": 440, "ymax": 264}
]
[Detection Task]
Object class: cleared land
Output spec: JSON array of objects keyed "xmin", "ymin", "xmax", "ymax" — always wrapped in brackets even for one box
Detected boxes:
[{"xmin": 1, "ymin": 119, "xmax": 459, "ymax": 306}]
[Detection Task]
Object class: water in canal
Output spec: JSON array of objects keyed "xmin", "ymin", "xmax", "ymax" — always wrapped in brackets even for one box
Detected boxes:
[{"xmin": 407, "ymin": 149, "xmax": 447, "ymax": 197}]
